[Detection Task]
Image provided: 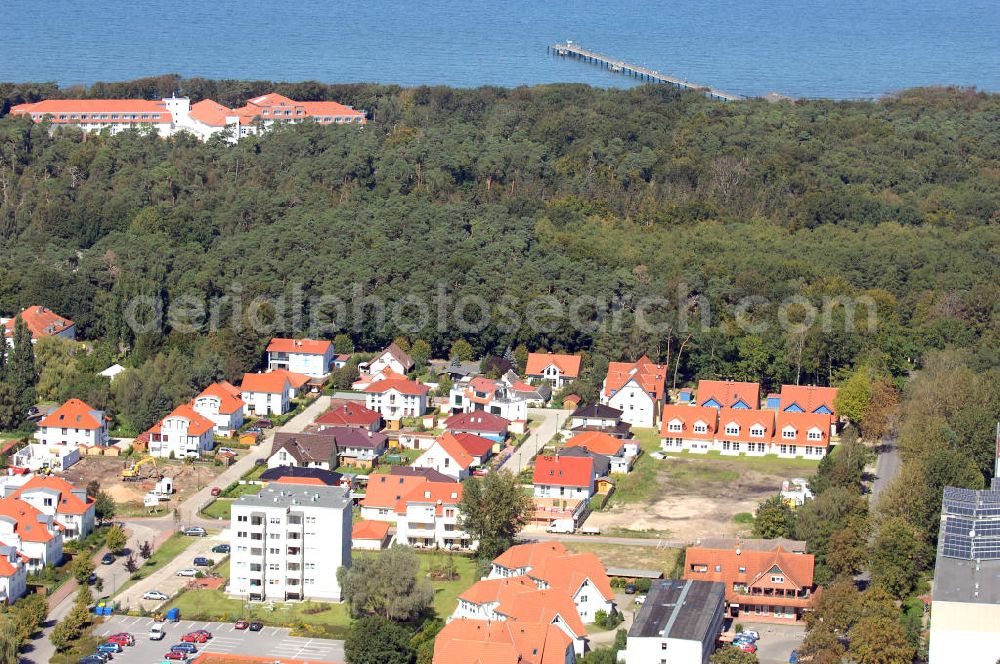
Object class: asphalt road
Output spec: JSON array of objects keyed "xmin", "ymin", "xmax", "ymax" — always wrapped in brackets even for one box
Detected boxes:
[
  {"xmin": 95, "ymin": 615, "xmax": 344, "ymax": 663},
  {"xmin": 502, "ymin": 407, "xmax": 570, "ymax": 473},
  {"xmin": 870, "ymin": 432, "xmax": 901, "ymax": 506}
]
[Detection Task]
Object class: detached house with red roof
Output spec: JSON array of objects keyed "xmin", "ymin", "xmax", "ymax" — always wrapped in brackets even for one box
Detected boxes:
[
  {"xmin": 563, "ymin": 432, "xmax": 632, "ymax": 474},
  {"xmin": 315, "ymin": 401, "xmax": 382, "ymax": 432},
  {"xmin": 240, "ymin": 370, "xmax": 309, "ymax": 416},
  {"xmin": 2, "ymin": 306, "xmax": 75, "ymax": 346},
  {"xmin": 144, "ymin": 403, "xmax": 215, "ymax": 459},
  {"xmin": 0, "ymin": 498, "xmax": 63, "ymax": 569},
  {"xmin": 600, "ymin": 356, "xmax": 668, "ymax": 428},
  {"xmin": 683, "ymin": 539, "xmax": 819, "ymax": 624},
  {"xmin": 443, "ymin": 411, "xmax": 510, "ymax": 442},
  {"xmin": 449, "ymin": 376, "xmax": 529, "ymax": 422},
  {"xmin": 433, "ymin": 618, "xmax": 575, "ymax": 664},
  {"xmin": 364, "ymin": 376, "xmax": 430, "ymax": 421},
  {"xmin": 366, "ymin": 342, "xmax": 414, "ymax": 376},
  {"xmin": 525, "ymin": 352, "xmax": 582, "ymax": 390},
  {"xmin": 696, "ymin": 380, "xmax": 760, "ymax": 410},
  {"xmin": 9, "ymin": 476, "xmax": 95, "ymax": 541},
  {"xmin": 533, "ymin": 455, "xmax": 595, "ymax": 501},
  {"xmin": 34, "ymin": 398, "xmax": 110, "ymax": 449},
  {"xmin": 413, "ymin": 433, "xmax": 477, "ymax": 480},
  {"xmin": 192, "ymin": 382, "xmax": 245, "ymax": 437},
  {"xmin": 266, "ymin": 338, "xmax": 334, "ymax": 378},
  {"xmin": 0, "ymin": 545, "xmax": 27, "ymax": 604}
]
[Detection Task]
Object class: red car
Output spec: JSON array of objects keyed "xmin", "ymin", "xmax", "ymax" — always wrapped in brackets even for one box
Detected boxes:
[
  {"xmin": 181, "ymin": 632, "xmax": 210, "ymax": 643},
  {"xmin": 106, "ymin": 634, "xmax": 133, "ymax": 647},
  {"xmin": 164, "ymin": 653, "xmax": 188, "ymax": 661},
  {"xmin": 192, "ymin": 629, "xmax": 212, "ymax": 640},
  {"xmin": 737, "ymin": 642, "xmax": 757, "ymax": 654},
  {"xmin": 210, "ymin": 487, "xmax": 221, "ymax": 496},
  {"xmin": 234, "ymin": 620, "xmax": 249, "ymax": 630}
]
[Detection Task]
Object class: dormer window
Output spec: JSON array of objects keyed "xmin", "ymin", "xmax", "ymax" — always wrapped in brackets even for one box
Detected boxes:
[
  {"xmin": 750, "ymin": 425, "xmax": 764, "ymax": 438},
  {"xmin": 782, "ymin": 428, "xmax": 796, "ymax": 440},
  {"xmin": 693, "ymin": 423, "xmax": 707, "ymax": 434},
  {"xmin": 667, "ymin": 422, "xmax": 682, "ymax": 433},
  {"xmin": 725, "ymin": 423, "xmax": 739, "ymax": 436},
  {"xmin": 807, "ymin": 429, "xmax": 822, "ymax": 441}
]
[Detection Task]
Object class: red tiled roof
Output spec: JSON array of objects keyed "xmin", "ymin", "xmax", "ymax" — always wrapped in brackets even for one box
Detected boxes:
[
  {"xmin": 779, "ymin": 385, "xmax": 839, "ymax": 416},
  {"xmin": 147, "ymin": 403, "xmax": 215, "ymax": 437},
  {"xmin": 716, "ymin": 408, "xmax": 775, "ymax": 443},
  {"xmin": 659, "ymin": 404, "xmax": 719, "ymax": 440},
  {"xmin": 363, "ymin": 377, "xmax": 429, "ymax": 396},
  {"xmin": 493, "ymin": 541, "xmax": 568, "ymax": 571},
  {"xmin": 528, "ymin": 550, "xmax": 615, "ymax": 601},
  {"xmin": 532, "ymin": 455, "xmax": 593, "ymax": 488},
  {"xmin": 38, "ymin": 398, "xmax": 104, "ymax": 430},
  {"xmin": 361, "ymin": 474, "xmax": 425, "ymax": 510},
  {"xmin": 241, "ymin": 371, "xmax": 290, "ymax": 394},
  {"xmin": 459, "ymin": 576, "xmax": 587, "ymax": 638},
  {"xmin": 10, "ymin": 101, "xmax": 172, "ymax": 124},
  {"xmin": 683, "ymin": 543, "xmax": 816, "ymax": 605},
  {"xmin": 395, "ymin": 479, "xmax": 462, "ymax": 516},
  {"xmin": 352, "ymin": 519, "xmax": 391, "ymax": 541},
  {"xmin": 525, "ymin": 352, "xmax": 581, "ymax": 378},
  {"xmin": 267, "ymin": 338, "xmax": 332, "ymax": 355},
  {"xmin": 774, "ymin": 411, "xmax": 833, "ymax": 447},
  {"xmin": 0, "ymin": 499, "xmax": 55, "ymax": 543},
  {"xmin": 452, "ymin": 432, "xmax": 494, "ymax": 458},
  {"xmin": 604, "ymin": 355, "xmax": 667, "ymax": 399},
  {"xmin": 433, "ymin": 619, "xmax": 572, "ymax": 664},
  {"xmin": 196, "ymin": 383, "xmax": 244, "ymax": 414},
  {"xmin": 564, "ymin": 431, "xmax": 626, "ymax": 456},
  {"xmin": 10, "ymin": 476, "xmax": 93, "ymax": 515},
  {"xmin": 444, "ymin": 412, "xmax": 510, "ymax": 433},
  {"xmin": 697, "ymin": 380, "xmax": 761, "ymax": 409},
  {"xmin": 432, "ymin": 433, "xmax": 475, "ymax": 470},
  {"xmin": 316, "ymin": 402, "xmax": 381, "ymax": 427},
  {"xmin": 4, "ymin": 306, "xmax": 74, "ymax": 340},
  {"xmin": 188, "ymin": 99, "xmax": 234, "ymax": 127}
]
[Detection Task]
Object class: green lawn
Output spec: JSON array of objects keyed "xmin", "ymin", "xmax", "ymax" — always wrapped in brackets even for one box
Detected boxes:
[
  {"xmin": 563, "ymin": 542, "xmax": 682, "ymax": 577},
  {"xmin": 115, "ymin": 533, "xmax": 200, "ymax": 597},
  {"xmin": 201, "ymin": 498, "xmax": 234, "ymax": 519}
]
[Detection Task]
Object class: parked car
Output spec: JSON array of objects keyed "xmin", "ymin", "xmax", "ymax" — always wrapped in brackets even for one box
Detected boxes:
[
  {"xmin": 78, "ymin": 656, "xmax": 106, "ymax": 664},
  {"xmin": 257, "ymin": 419, "xmax": 274, "ymax": 428},
  {"xmin": 97, "ymin": 642, "xmax": 122, "ymax": 654},
  {"xmin": 101, "ymin": 552, "xmax": 116, "ymax": 565},
  {"xmin": 737, "ymin": 642, "xmax": 757, "ymax": 654},
  {"xmin": 181, "ymin": 527, "xmax": 206, "ymax": 537},
  {"xmin": 88, "ymin": 572, "xmax": 98, "ymax": 584},
  {"xmin": 635, "ymin": 594, "xmax": 646, "ymax": 605},
  {"xmin": 143, "ymin": 590, "xmax": 169, "ymax": 601},
  {"xmin": 218, "ymin": 447, "xmax": 236, "ymax": 455},
  {"xmin": 650, "ymin": 451, "xmax": 667, "ymax": 460},
  {"xmin": 188, "ymin": 629, "xmax": 212, "ymax": 640},
  {"xmin": 624, "ymin": 582, "xmax": 636, "ymax": 594},
  {"xmin": 108, "ymin": 632, "xmax": 134, "ymax": 646},
  {"xmin": 210, "ymin": 487, "xmax": 221, "ymax": 496},
  {"xmin": 192, "ymin": 556, "xmax": 214, "ymax": 567},
  {"xmin": 163, "ymin": 652, "xmax": 187, "ymax": 661},
  {"xmin": 149, "ymin": 624, "xmax": 166, "ymax": 640},
  {"xmin": 248, "ymin": 621, "xmax": 263, "ymax": 631},
  {"xmin": 89, "ymin": 654, "xmax": 113, "ymax": 662},
  {"xmin": 789, "ymin": 651, "xmax": 799, "ymax": 664},
  {"xmin": 246, "ymin": 427, "xmax": 262, "ymax": 434},
  {"xmin": 181, "ymin": 632, "xmax": 209, "ymax": 643},
  {"xmin": 738, "ymin": 630, "xmax": 760, "ymax": 642},
  {"xmin": 171, "ymin": 642, "xmax": 198, "ymax": 653},
  {"xmin": 211, "ymin": 544, "xmax": 230, "ymax": 554},
  {"xmin": 176, "ymin": 568, "xmax": 199, "ymax": 577},
  {"xmin": 234, "ymin": 620, "xmax": 249, "ymax": 630}
]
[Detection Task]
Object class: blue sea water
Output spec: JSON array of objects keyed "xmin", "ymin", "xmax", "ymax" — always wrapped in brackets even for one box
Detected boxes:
[{"xmin": 1, "ymin": 0, "xmax": 997, "ymax": 99}]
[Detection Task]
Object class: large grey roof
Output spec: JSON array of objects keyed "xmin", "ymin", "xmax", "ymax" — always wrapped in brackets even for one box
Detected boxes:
[
  {"xmin": 629, "ymin": 578, "xmax": 725, "ymax": 642},
  {"xmin": 237, "ymin": 482, "xmax": 350, "ymax": 510},
  {"xmin": 932, "ymin": 555, "xmax": 1000, "ymax": 605}
]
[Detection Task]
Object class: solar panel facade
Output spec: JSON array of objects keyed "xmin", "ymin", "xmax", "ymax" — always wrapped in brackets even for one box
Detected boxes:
[{"xmin": 939, "ymin": 486, "xmax": 1000, "ymax": 561}]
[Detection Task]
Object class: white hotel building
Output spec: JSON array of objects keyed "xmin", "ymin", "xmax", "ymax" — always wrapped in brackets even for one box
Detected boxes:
[{"xmin": 229, "ymin": 481, "xmax": 352, "ymax": 602}]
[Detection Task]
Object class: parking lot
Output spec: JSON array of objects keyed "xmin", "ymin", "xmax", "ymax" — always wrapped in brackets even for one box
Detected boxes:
[
  {"xmin": 95, "ymin": 615, "xmax": 345, "ymax": 663},
  {"xmin": 739, "ymin": 621, "xmax": 805, "ymax": 664}
]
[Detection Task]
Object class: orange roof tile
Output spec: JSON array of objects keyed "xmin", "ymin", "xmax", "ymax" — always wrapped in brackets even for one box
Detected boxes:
[
  {"xmin": 316, "ymin": 402, "xmax": 381, "ymax": 427},
  {"xmin": 660, "ymin": 404, "xmax": 719, "ymax": 440},
  {"xmin": 188, "ymin": 99, "xmax": 235, "ymax": 127},
  {"xmin": 395, "ymin": 480, "xmax": 463, "ymax": 516},
  {"xmin": 528, "ymin": 551, "xmax": 615, "ymax": 601},
  {"xmin": 774, "ymin": 411, "xmax": 833, "ymax": 446},
  {"xmin": 716, "ymin": 408, "xmax": 775, "ymax": 443},
  {"xmin": 4, "ymin": 306, "xmax": 74, "ymax": 340},
  {"xmin": 361, "ymin": 474, "xmax": 424, "ymax": 510},
  {"xmin": 493, "ymin": 542, "xmax": 569, "ymax": 571},
  {"xmin": 352, "ymin": 519, "xmax": 391, "ymax": 541},
  {"xmin": 683, "ymin": 543, "xmax": 816, "ymax": 605},
  {"xmin": 433, "ymin": 619, "xmax": 572, "ymax": 664},
  {"xmin": 563, "ymin": 431, "xmax": 626, "ymax": 456},
  {"xmin": 603, "ymin": 356, "xmax": 667, "ymax": 399},
  {"xmin": 779, "ymin": 384, "xmax": 839, "ymax": 416},
  {"xmin": 532, "ymin": 455, "xmax": 593, "ymax": 488},
  {"xmin": 241, "ymin": 371, "xmax": 291, "ymax": 394},
  {"xmin": 0, "ymin": 499, "xmax": 55, "ymax": 543},
  {"xmin": 298, "ymin": 100, "xmax": 365, "ymax": 119},
  {"xmin": 452, "ymin": 432, "xmax": 494, "ymax": 458},
  {"xmin": 697, "ymin": 380, "xmax": 761, "ymax": 409},
  {"xmin": 10, "ymin": 100, "xmax": 172, "ymax": 124},
  {"xmin": 196, "ymin": 382, "xmax": 244, "ymax": 414},
  {"xmin": 363, "ymin": 377, "xmax": 429, "ymax": 396},
  {"xmin": 267, "ymin": 338, "xmax": 332, "ymax": 355},
  {"xmin": 10, "ymin": 476, "xmax": 93, "ymax": 515},
  {"xmin": 147, "ymin": 403, "xmax": 215, "ymax": 437},
  {"xmin": 525, "ymin": 352, "xmax": 582, "ymax": 379},
  {"xmin": 271, "ymin": 369, "xmax": 311, "ymax": 389},
  {"xmin": 443, "ymin": 411, "xmax": 510, "ymax": 433},
  {"xmin": 459, "ymin": 576, "xmax": 587, "ymax": 638},
  {"xmin": 432, "ymin": 433, "xmax": 475, "ymax": 470},
  {"xmin": 38, "ymin": 398, "xmax": 105, "ymax": 430}
]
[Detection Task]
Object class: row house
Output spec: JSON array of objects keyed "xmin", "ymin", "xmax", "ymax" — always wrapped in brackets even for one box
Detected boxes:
[
  {"xmin": 533, "ymin": 455, "xmax": 595, "ymax": 501},
  {"xmin": 145, "ymin": 403, "xmax": 215, "ymax": 459},
  {"xmin": 0, "ymin": 498, "xmax": 63, "ymax": 570},
  {"xmin": 443, "ymin": 411, "xmax": 509, "ymax": 442},
  {"xmin": 192, "ymin": 381, "xmax": 245, "ymax": 437},
  {"xmin": 2, "ymin": 306, "xmax": 75, "ymax": 346},
  {"xmin": 525, "ymin": 352, "xmax": 582, "ymax": 390},
  {"xmin": 266, "ymin": 338, "xmax": 334, "ymax": 378},
  {"xmin": 8, "ymin": 476, "xmax": 95, "ymax": 541},
  {"xmin": 682, "ymin": 540, "xmax": 818, "ymax": 624},
  {"xmin": 776, "ymin": 384, "xmax": 839, "ymax": 416},
  {"xmin": 452, "ymin": 576, "xmax": 589, "ymax": 656},
  {"xmin": 364, "ymin": 376, "xmax": 430, "ymax": 421},
  {"xmin": 448, "ymin": 376, "xmax": 529, "ymax": 422},
  {"xmin": 433, "ymin": 619, "xmax": 574, "ymax": 664},
  {"xmin": 34, "ymin": 398, "xmax": 110, "ymax": 449},
  {"xmin": 600, "ymin": 355, "xmax": 668, "ymax": 428},
  {"xmin": 696, "ymin": 379, "xmax": 760, "ymax": 410},
  {"xmin": 488, "ymin": 541, "xmax": 616, "ymax": 623},
  {"xmin": 660, "ymin": 405, "xmax": 833, "ymax": 459}
]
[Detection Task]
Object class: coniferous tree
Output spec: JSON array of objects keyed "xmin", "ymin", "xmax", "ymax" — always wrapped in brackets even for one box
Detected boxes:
[{"xmin": 7, "ymin": 316, "xmax": 36, "ymax": 422}]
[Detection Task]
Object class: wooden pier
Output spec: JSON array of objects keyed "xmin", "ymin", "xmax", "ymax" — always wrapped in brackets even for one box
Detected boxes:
[{"xmin": 549, "ymin": 42, "xmax": 745, "ymax": 102}]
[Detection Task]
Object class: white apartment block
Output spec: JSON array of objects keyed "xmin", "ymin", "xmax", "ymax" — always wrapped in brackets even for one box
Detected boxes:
[
  {"xmin": 229, "ymin": 482, "xmax": 352, "ymax": 602},
  {"xmin": 266, "ymin": 339, "xmax": 334, "ymax": 378}
]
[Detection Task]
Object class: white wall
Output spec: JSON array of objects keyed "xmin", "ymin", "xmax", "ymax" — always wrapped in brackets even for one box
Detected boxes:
[
  {"xmin": 607, "ymin": 383, "xmax": 657, "ymax": 428},
  {"xmin": 533, "ymin": 484, "xmax": 593, "ymax": 500},
  {"xmin": 622, "ymin": 636, "xmax": 704, "ymax": 664},
  {"xmin": 929, "ymin": 602, "xmax": 1000, "ymax": 664},
  {"xmin": 242, "ymin": 390, "xmax": 290, "ymax": 416}
]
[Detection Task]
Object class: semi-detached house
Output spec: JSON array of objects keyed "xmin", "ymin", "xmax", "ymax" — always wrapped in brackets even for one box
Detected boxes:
[
  {"xmin": 697, "ymin": 380, "xmax": 760, "ymax": 410},
  {"xmin": 8, "ymin": 476, "xmax": 95, "ymax": 541},
  {"xmin": 0, "ymin": 498, "xmax": 62, "ymax": 570},
  {"xmin": 145, "ymin": 403, "xmax": 215, "ymax": 459},
  {"xmin": 600, "ymin": 355, "xmax": 668, "ymax": 428}
]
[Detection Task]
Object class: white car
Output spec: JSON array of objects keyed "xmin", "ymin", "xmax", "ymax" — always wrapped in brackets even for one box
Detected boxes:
[
  {"xmin": 218, "ymin": 447, "xmax": 236, "ymax": 455},
  {"xmin": 143, "ymin": 590, "xmax": 169, "ymax": 600},
  {"xmin": 635, "ymin": 594, "xmax": 646, "ymax": 605},
  {"xmin": 176, "ymin": 568, "xmax": 199, "ymax": 577}
]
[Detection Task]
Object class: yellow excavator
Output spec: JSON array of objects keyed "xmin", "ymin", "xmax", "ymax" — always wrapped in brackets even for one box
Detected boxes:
[{"xmin": 121, "ymin": 456, "xmax": 160, "ymax": 482}]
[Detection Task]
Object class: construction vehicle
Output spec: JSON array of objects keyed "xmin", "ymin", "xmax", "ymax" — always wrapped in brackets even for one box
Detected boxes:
[{"xmin": 122, "ymin": 456, "xmax": 160, "ymax": 482}]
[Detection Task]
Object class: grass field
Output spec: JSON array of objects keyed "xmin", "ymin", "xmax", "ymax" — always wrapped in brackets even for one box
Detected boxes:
[
  {"xmin": 201, "ymin": 498, "xmax": 234, "ymax": 519},
  {"xmin": 115, "ymin": 533, "xmax": 200, "ymax": 597},
  {"xmin": 563, "ymin": 541, "xmax": 681, "ymax": 578}
]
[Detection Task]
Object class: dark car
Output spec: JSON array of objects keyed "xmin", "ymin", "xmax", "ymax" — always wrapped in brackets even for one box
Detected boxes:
[
  {"xmin": 248, "ymin": 621, "xmax": 263, "ymax": 631},
  {"xmin": 211, "ymin": 544, "xmax": 230, "ymax": 554},
  {"xmin": 101, "ymin": 553, "xmax": 116, "ymax": 565},
  {"xmin": 624, "ymin": 582, "xmax": 636, "ymax": 594},
  {"xmin": 171, "ymin": 642, "xmax": 198, "ymax": 653},
  {"xmin": 257, "ymin": 419, "xmax": 274, "ymax": 429},
  {"xmin": 192, "ymin": 557, "xmax": 214, "ymax": 567},
  {"xmin": 78, "ymin": 656, "xmax": 107, "ymax": 664}
]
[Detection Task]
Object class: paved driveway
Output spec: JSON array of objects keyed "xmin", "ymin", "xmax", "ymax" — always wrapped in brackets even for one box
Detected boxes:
[
  {"xmin": 503, "ymin": 407, "xmax": 570, "ymax": 473},
  {"xmin": 738, "ymin": 621, "xmax": 805, "ymax": 664},
  {"xmin": 95, "ymin": 615, "xmax": 344, "ymax": 663}
]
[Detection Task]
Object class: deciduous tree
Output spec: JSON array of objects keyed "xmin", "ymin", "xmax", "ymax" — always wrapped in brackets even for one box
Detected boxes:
[
  {"xmin": 337, "ymin": 546, "xmax": 433, "ymax": 621},
  {"xmin": 752, "ymin": 495, "xmax": 796, "ymax": 539},
  {"xmin": 106, "ymin": 524, "xmax": 127, "ymax": 555},
  {"xmin": 458, "ymin": 470, "xmax": 533, "ymax": 560},
  {"xmin": 344, "ymin": 616, "xmax": 413, "ymax": 664}
]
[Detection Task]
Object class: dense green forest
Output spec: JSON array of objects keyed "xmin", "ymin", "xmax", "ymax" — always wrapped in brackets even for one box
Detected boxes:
[{"xmin": 0, "ymin": 77, "xmax": 997, "ymax": 434}]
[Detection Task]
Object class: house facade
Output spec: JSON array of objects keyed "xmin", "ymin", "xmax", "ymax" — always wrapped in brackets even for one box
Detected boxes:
[
  {"xmin": 366, "ymin": 342, "xmax": 414, "ymax": 376},
  {"xmin": 0, "ymin": 499, "xmax": 63, "ymax": 569},
  {"xmin": 601, "ymin": 356, "xmax": 667, "ymax": 428},
  {"xmin": 563, "ymin": 432, "xmax": 631, "ymax": 474},
  {"xmin": 145, "ymin": 404, "xmax": 215, "ymax": 459},
  {"xmin": 443, "ymin": 411, "xmax": 509, "ymax": 442},
  {"xmin": 533, "ymin": 455, "xmax": 595, "ymax": 501},
  {"xmin": 364, "ymin": 377, "xmax": 430, "ymax": 421},
  {"xmin": 34, "ymin": 398, "xmax": 110, "ymax": 448},
  {"xmin": 525, "ymin": 352, "xmax": 582, "ymax": 390},
  {"xmin": 660, "ymin": 404, "xmax": 720, "ymax": 453},
  {"xmin": 448, "ymin": 376, "xmax": 529, "ymax": 422},
  {"xmin": 412, "ymin": 433, "xmax": 474, "ymax": 480},
  {"xmin": 566, "ymin": 404, "xmax": 632, "ymax": 440},
  {"xmin": 266, "ymin": 338, "xmax": 334, "ymax": 378},
  {"xmin": 241, "ymin": 372, "xmax": 291, "ymax": 416},
  {"xmin": 192, "ymin": 382, "xmax": 245, "ymax": 437},
  {"xmin": 394, "ymin": 480, "xmax": 472, "ymax": 550},
  {"xmin": 0, "ymin": 546, "xmax": 27, "ymax": 605},
  {"xmin": 9, "ymin": 476, "xmax": 95, "ymax": 541}
]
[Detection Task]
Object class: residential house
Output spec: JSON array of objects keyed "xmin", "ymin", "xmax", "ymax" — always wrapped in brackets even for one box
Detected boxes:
[
  {"xmin": 192, "ymin": 382, "xmax": 245, "ymax": 437},
  {"xmin": 620, "ymin": 578, "xmax": 726, "ymax": 664},
  {"xmin": 332, "ymin": 353, "xmax": 352, "ymax": 369},
  {"xmin": 452, "ymin": 576, "xmax": 589, "ymax": 656},
  {"xmin": 241, "ymin": 372, "xmax": 291, "ymax": 416},
  {"xmin": 145, "ymin": 403, "xmax": 215, "ymax": 458},
  {"xmin": 0, "ymin": 498, "xmax": 63, "ymax": 569},
  {"xmin": 525, "ymin": 352, "xmax": 582, "ymax": 390},
  {"xmin": 330, "ymin": 428, "xmax": 389, "ymax": 468},
  {"xmin": 258, "ymin": 466, "xmax": 343, "ymax": 488},
  {"xmin": 2, "ymin": 306, "xmax": 75, "ymax": 346},
  {"xmin": 488, "ymin": 541, "xmax": 616, "ymax": 623},
  {"xmin": 352, "ymin": 520, "xmax": 392, "ymax": 551},
  {"xmin": 444, "ymin": 411, "xmax": 510, "ymax": 442},
  {"xmin": 696, "ymin": 380, "xmax": 760, "ymax": 410},
  {"xmin": 432, "ymin": 358, "xmax": 481, "ymax": 382},
  {"xmin": 660, "ymin": 404, "xmax": 719, "ymax": 453},
  {"xmin": 314, "ymin": 401, "xmax": 382, "ymax": 431},
  {"xmin": 451, "ymin": 433, "xmax": 495, "ymax": 466},
  {"xmin": 366, "ymin": 342, "xmax": 414, "ymax": 376},
  {"xmin": 394, "ymin": 479, "xmax": 471, "ymax": 550},
  {"xmin": 433, "ymin": 619, "xmax": 575, "ymax": 664},
  {"xmin": 0, "ymin": 546, "xmax": 27, "ymax": 604},
  {"xmin": 533, "ymin": 455, "xmax": 595, "ymax": 501},
  {"xmin": 601, "ymin": 356, "xmax": 668, "ymax": 428},
  {"xmin": 389, "ymin": 466, "xmax": 457, "ymax": 483},
  {"xmin": 777, "ymin": 384, "xmax": 838, "ymax": 416},
  {"xmin": 360, "ymin": 474, "xmax": 426, "ymax": 522},
  {"xmin": 773, "ymin": 411, "xmax": 832, "ymax": 459},
  {"xmin": 9, "ymin": 476, "xmax": 94, "ymax": 541},
  {"xmin": 412, "ymin": 433, "xmax": 475, "ymax": 480},
  {"xmin": 266, "ymin": 338, "xmax": 334, "ymax": 378},
  {"xmin": 715, "ymin": 408, "xmax": 776, "ymax": 456},
  {"xmin": 364, "ymin": 376, "xmax": 430, "ymax": 421},
  {"xmin": 267, "ymin": 431, "xmax": 340, "ymax": 471},
  {"xmin": 503, "ymin": 371, "xmax": 551, "ymax": 406},
  {"xmin": 449, "ymin": 376, "xmax": 528, "ymax": 422},
  {"xmin": 682, "ymin": 540, "xmax": 818, "ymax": 624},
  {"xmin": 558, "ymin": 446, "xmax": 611, "ymax": 480},
  {"xmin": 229, "ymin": 482, "xmax": 352, "ymax": 601},
  {"xmin": 563, "ymin": 432, "xmax": 631, "ymax": 474},
  {"xmin": 566, "ymin": 404, "xmax": 632, "ymax": 441},
  {"xmin": 34, "ymin": 398, "xmax": 110, "ymax": 448}
]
